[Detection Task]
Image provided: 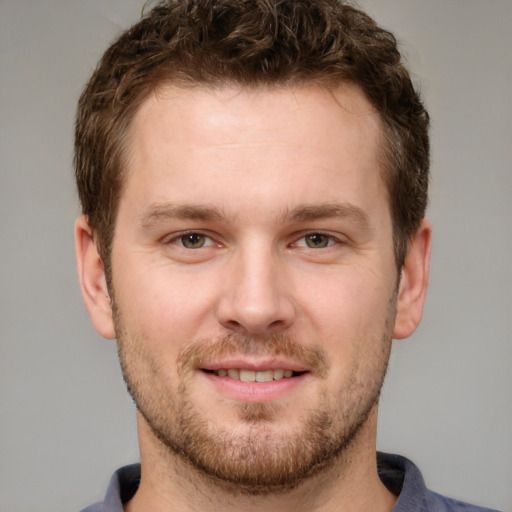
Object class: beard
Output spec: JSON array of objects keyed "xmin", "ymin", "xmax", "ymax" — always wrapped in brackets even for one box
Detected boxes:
[{"xmin": 114, "ymin": 301, "xmax": 395, "ymax": 495}]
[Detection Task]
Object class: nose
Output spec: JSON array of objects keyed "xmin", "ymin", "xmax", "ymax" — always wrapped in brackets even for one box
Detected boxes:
[{"xmin": 216, "ymin": 245, "xmax": 296, "ymax": 335}]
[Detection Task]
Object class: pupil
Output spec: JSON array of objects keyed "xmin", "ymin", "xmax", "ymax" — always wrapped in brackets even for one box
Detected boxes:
[
  {"xmin": 184, "ymin": 233, "xmax": 204, "ymax": 248},
  {"xmin": 307, "ymin": 234, "xmax": 327, "ymax": 248}
]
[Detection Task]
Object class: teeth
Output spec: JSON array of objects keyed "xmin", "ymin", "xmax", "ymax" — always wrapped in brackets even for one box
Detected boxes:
[
  {"xmin": 239, "ymin": 369, "xmax": 256, "ymax": 382},
  {"xmin": 273, "ymin": 369, "xmax": 284, "ymax": 380},
  {"xmin": 227, "ymin": 368, "xmax": 240, "ymax": 379},
  {"xmin": 215, "ymin": 368, "xmax": 296, "ymax": 381},
  {"xmin": 255, "ymin": 370, "xmax": 273, "ymax": 382}
]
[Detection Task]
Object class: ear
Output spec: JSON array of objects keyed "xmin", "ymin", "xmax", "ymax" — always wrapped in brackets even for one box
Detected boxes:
[
  {"xmin": 393, "ymin": 219, "xmax": 432, "ymax": 339},
  {"xmin": 75, "ymin": 216, "xmax": 116, "ymax": 339}
]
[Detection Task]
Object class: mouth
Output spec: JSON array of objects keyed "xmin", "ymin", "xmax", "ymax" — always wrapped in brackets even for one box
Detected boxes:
[
  {"xmin": 202, "ymin": 368, "xmax": 305, "ymax": 382},
  {"xmin": 197, "ymin": 358, "xmax": 312, "ymax": 402}
]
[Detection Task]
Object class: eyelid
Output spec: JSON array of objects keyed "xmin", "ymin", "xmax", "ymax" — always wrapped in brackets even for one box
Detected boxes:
[
  {"xmin": 164, "ymin": 230, "xmax": 218, "ymax": 248},
  {"xmin": 291, "ymin": 231, "xmax": 344, "ymax": 248}
]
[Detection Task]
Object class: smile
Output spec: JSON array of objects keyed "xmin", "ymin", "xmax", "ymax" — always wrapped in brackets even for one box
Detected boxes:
[{"xmin": 204, "ymin": 369, "xmax": 302, "ymax": 382}]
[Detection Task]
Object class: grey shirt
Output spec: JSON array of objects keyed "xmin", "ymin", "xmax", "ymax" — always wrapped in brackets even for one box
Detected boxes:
[{"xmin": 80, "ymin": 452, "xmax": 501, "ymax": 512}]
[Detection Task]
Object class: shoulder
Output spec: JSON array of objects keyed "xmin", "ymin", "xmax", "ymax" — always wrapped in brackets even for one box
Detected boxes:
[
  {"xmin": 424, "ymin": 490, "xmax": 502, "ymax": 512},
  {"xmin": 80, "ymin": 504, "xmax": 106, "ymax": 512},
  {"xmin": 79, "ymin": 464, "xmax": 141, "ymax": 512},
  {"xmin": 427, "ymin": 490, "xmax": 498, "ymax": 512},
  {"xmin": 377, "ymin": 452, "xmax": 502, "ymax": 512}
]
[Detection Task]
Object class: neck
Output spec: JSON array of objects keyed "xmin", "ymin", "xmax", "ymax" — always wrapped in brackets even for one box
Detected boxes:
[{"xmin": 125, "ymin": 408, "xmax": 397, "ymax": 512}]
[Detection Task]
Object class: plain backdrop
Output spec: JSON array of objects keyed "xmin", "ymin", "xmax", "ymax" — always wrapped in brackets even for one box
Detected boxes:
[{"xmin": 1, "ymin": 1, "xmax": 511, "ymax": 511}]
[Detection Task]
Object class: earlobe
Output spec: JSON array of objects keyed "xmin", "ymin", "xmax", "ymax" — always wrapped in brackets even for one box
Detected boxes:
[
  {"xmin": 393, "ymin": 219, "xmax": 432, "ymax": 340},
  {"xmin": 74, "ymin": 216, "xmax": 116, "ymax": 339}
]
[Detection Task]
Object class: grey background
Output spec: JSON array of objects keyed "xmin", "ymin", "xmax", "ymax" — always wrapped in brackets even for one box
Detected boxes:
[{"xmin": 1, "ymin": 1, "xmax": 511, "ymax": 511}]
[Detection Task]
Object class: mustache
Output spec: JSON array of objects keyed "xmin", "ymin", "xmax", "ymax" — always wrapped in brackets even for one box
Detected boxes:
[{"xmin": 177, "ymin": 333, "xmax": 329, "ymax": 378}]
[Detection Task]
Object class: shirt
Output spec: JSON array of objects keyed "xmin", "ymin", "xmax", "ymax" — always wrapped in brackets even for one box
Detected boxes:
[{"xmin": 80, "ymin": 452, "xmax": 502, "ymax": 511}]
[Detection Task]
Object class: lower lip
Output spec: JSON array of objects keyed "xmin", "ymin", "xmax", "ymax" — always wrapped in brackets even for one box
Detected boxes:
[{"xmin": 200, "ymin": 371, "xmax": 308, "ymax": 402}]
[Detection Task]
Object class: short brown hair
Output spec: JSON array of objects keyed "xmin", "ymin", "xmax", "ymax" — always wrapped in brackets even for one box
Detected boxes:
[{"xmin": 75, "ymin": 0, "xmax": 429, "ymax": 271}]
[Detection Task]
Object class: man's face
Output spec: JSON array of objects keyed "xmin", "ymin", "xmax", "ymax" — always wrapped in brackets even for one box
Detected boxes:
[{"xmin": 106, "ymin": 84, "xmax": 402, "ymax": 490}]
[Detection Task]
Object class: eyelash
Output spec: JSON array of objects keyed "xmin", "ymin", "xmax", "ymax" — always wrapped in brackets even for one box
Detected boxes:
[
  {"xmin": 293, "ymin": 232, "xmax": 340, "ymax": 249},
  {"xmin": 166, "ymin": 231, "xmax": 217, "ymax": 249},
  {"xmin": 165, "ymin": 231, "xmax": 341, "ymax": 250}
]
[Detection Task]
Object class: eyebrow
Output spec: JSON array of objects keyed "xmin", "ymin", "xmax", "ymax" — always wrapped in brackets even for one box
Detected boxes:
[
  {"xmin": 288, "ymin": 203, "xmax": 371, "ymax": 229},
  {"xmin": 138, "ymin": 204, "xmax": 224, "ymax": 228},
  {"xmin": 138, "ymin": 201, "xmax": 371, "ymax": 229}
]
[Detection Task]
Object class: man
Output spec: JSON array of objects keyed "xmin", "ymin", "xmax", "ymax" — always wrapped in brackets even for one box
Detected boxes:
[{"xmin": 73, "ymin": 1, "xmax": 500, "ymax": 511}]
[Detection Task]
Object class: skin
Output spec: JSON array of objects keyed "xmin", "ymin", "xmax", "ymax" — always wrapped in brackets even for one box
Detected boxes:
[{"xmin": 76, "ymin": 83, "xmax": 431, "ymax": 512}]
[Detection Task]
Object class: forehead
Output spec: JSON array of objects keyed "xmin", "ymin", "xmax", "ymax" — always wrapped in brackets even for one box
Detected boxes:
[
  {"xmin": 121, "ymin": 82, "xmax": 386, "ymax": 218},
  {"xmin": 129, "ymin": 81, "xmax": 381, "ymax": 147}
]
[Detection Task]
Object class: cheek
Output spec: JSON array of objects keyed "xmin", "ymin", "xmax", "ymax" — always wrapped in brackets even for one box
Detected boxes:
[
  {"xmin": 113, "ymin": 261, "xmax": 221, "ymax": 344},
  {"xmin": 300, "ymin": 267, "xmax": 391, "ymax": 327},
  {"xmin": 298, "ymin": 269, "xmax": 394, "ymax": 367}
]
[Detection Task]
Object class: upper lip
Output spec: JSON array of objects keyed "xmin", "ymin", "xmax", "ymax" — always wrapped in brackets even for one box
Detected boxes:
[{"xmin": 199, "ymin": 358, "xmax": 309, "ymax": 373}]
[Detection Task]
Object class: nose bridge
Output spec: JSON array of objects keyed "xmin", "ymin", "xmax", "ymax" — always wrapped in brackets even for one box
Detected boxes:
[{"xmin": 216, "ymin": 239, "xmax": 294, "ymax": 334}]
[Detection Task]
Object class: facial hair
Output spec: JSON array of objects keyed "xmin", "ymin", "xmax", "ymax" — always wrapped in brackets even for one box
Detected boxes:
[{"xmin": 114, "ymin": 300, "xmax": 395, "ymax": 495}]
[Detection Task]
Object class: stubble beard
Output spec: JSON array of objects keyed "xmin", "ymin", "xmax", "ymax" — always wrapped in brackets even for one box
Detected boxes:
[{"xmin": 114, "ymin": 303, "xmax": 395, "ymax": 495}]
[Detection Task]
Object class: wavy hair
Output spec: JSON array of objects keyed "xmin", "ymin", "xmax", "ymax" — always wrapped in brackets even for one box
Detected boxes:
[{"xmin": 75, "ymin": 0, "xmax": 429, "ymax": 271}]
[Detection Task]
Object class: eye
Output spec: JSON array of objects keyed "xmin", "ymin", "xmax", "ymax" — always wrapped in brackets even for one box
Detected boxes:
[
  {"xmin": 176, "ymin": 232, "xmax": 213, "ymax": 249},
  {"xmin": 296, "ymin": 233, "xmax": 337, "ymax": 249}
]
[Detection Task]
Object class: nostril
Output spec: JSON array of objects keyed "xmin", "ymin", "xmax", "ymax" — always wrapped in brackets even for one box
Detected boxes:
[
  {"xmin": 221, "ymin": 318, "xmax": 286, "ymax": 335},
  {"xmin": 216, "ymin": 290, "xmax": 295, "ymax": 334},
  {"xmin": 225, "ymin": 320, "xmax": 241, "ymax": 329}
]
